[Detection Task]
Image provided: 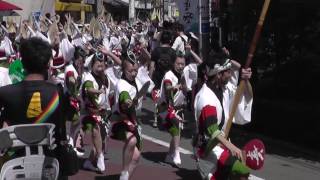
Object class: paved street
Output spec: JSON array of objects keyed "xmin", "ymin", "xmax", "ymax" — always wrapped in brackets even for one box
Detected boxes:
[{"xmin": 70, "ymin": 98, "xmax": 320, "ymax": 180}]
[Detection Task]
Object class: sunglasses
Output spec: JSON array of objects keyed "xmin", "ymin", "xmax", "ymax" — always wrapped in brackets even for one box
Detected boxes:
[
  {"xmin": 78, "ymin": 48, "xmax": 86, "ymax": 58},
  {"xmin": 95, "ymin": 52, "xmax": 105, "ymax": 61},
  {"xmin": 176, "ymin": 50, "xmax": 184, "ymax": 57}
]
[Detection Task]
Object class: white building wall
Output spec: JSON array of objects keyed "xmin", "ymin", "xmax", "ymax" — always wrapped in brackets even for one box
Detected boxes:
[
  {"xmin": 104, "ymin": 0, "xmax": 152, "ymax": 9},
  {"xmin": 8, "ymin": 0, "xmax": 54, "ymax": 20}
]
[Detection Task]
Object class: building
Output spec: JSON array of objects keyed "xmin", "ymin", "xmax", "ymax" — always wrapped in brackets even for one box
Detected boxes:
[
  {"xmin": 103, "ymin": 0, "xmax": 153, "ymax": 21},
  {"xmin": 56, "ymin": 0, "xmax": 93, "ymax": 23},
  {"xmin": 3, "ymin": 0, "xmax": 93, "ymax": 23},
  {"xmin": 2, "ymin": 0, "xmax": 45, "ymax": 22}
]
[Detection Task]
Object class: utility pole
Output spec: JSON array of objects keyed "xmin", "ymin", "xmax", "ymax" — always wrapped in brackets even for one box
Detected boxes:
[
  {"xmin": 145, "ymin": 0, "xmax": 147, "ymax": 19},
  {"xmin": 81, "ymin": 0, "xmax": 85, "ymax": 23},
  {"xmin": 96, "ymin": 0, "xmax": 104, "ymax": 16},
  {"xmin": 209, "ymin": 0, "xmax": 223, "ymax": 48},
  {"xmin": 129, "ymin": 0, "xmax": 136, "ymax": 25},
  {"xmin": 168, "ymin": 0, "xmax": 172, "ymax": 19},
  {"xmin": 163, "ymin": 0, "xmax": 168, "ymax": 18},
  {"xmin": 94, "ymin": 0, "xmax": 98, "ymax": 17}
]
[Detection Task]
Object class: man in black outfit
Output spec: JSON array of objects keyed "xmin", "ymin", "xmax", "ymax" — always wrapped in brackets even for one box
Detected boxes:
[
  {"xmin": 0, "ymin": 37, "xmax": 68, "ymax": 179},
  {"xmin": 149, "ymin": 30, "xmax": 176, "ymax": 89}
]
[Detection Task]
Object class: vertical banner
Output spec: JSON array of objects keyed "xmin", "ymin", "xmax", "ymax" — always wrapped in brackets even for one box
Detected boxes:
[
  {"xmin": 199, "ymin": 0, "xmax": 210, "ymax": 60},
  {"xmin": 176, "ymin": 0, "xmax": 199, "ymax": 33},
  {"xmin": 32, "ymin": 11, "xmax": 41, "ymax": 22}
]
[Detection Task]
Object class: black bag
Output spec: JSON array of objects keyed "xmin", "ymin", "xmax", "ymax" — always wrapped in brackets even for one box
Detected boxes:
[{"xmin": 55, "ymin": 144, "xmax": 80, "ymax": 176}]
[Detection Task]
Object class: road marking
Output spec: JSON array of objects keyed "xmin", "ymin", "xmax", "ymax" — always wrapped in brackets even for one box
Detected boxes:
[
  {"xmin": 249, "ymin": 175, "xmax": 265, "ymax": 180},
  {"xmin": 142, "ymin": 134, "xmax": 192, "ymax": 155},
  {"xmin": 142, "ymin": 134, "xmax": 265, "ymax": 180}
]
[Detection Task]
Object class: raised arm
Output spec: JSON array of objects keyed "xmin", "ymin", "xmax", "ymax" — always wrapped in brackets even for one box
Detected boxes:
[
  {"xmin": 98, "ymin": 45, "xmax": 122, "ymax": 66},
  {"xmin": 185, "ymin": 44, "xmax": 203, "ymax": 64}
]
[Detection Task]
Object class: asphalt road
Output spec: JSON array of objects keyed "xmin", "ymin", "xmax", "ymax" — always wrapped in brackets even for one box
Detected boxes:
[{"xmin": 70, "ymin": 97, "xmax": 320, "ymax": 180}]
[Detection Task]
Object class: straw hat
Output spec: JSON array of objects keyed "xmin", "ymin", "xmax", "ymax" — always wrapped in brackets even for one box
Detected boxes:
[
  {"xmin": 48, "ymin": 22, "xmax": 59, "ymax": 45},
  {"xmin": 7, "ymin": 18, "xmax": 16, "ymax": 34},
  {"xmin": 20, "ymin": 20, "xmax": 30, "ymax": 39}
]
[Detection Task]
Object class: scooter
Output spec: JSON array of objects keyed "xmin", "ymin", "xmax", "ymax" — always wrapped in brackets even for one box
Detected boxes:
[{"xmin": 0, "ymin": 123, "xmax": 59, "ymax": 180}]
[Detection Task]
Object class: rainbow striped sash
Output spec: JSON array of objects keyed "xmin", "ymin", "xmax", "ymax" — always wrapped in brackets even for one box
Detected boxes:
[{"xmin": 34, "ymin": 92, "xmax": 60, "ymax": 124}]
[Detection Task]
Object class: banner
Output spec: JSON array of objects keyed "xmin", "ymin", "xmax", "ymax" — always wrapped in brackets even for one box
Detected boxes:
[
  {"xmin": 176, "ymin": 0, "xmax": 199, "ymax": 33},
  {"xmin": 32, "ymin": 11, "xmax": 41, "ymax": 22}
]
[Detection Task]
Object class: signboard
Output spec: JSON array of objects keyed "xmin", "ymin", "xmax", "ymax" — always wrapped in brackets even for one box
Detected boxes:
[
  {"xmin": 85, "ymin": 0, "xmax": 95, "ymax": 4},
  {"xmin": 176, "ymin": 0, "xmax": 199, "ymax": 33},
  {"xmin": 32, "ymin": 11, "xmax": 41, "ymax": 22}
]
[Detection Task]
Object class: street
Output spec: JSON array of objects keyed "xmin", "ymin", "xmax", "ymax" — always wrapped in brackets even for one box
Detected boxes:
[
  {"xmin": 1, "ymin": 1, "xmax": 320, "ymax": 180},
  {"xmin": 70, "ymin": 97, "xmax": 320, "ymax": 180}
]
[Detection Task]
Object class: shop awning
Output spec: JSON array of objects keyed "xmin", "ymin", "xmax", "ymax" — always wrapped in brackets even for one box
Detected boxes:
[
  {"xmin": 0, "ymin": 0, "xmax": 22, "ymax": 11},
  {"xmin": 55, "ymin": 0, "xmax": 92, "ymax": 12}
]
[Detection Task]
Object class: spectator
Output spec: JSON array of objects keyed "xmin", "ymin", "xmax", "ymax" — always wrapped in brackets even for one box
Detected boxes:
[{"xmin": 0, "ymin": 37, "xmax": 67, "ymax": 178}]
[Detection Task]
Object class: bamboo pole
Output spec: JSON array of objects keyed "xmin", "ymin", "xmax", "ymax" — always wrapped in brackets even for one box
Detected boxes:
[{"xmin": 224, "ymin": 0, "xmax": 271, "ymax": 138}]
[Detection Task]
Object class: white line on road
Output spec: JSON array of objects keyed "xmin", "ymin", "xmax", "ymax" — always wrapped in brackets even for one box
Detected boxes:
[
  {"xmin": 249, "ymin": 175, "xmax": 265, "ymax": 180},
  {"xmin": 142, "ymin": 134, "xmax": 265, "ymax": 180}
]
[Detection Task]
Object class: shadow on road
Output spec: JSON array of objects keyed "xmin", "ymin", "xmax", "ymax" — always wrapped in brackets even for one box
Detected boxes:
[
  {"xmin": 140, "ymin": 98, "xmax": 320, "ymax": 164},
  {"xmin": 175, "ymin": 168, "xmax": 202, "ymax": 180},
  {"xmin": 95, "ymin": 174, "xmax": 119, "ymax": 180},
  {"xmin": 230, "ymin": 125, "xmax": 320, "ymax": 163},
  {"xmin": 141, "ymin": 151, "xmax": 202, "ymax": 180},
  {"xmin": 141, "ymin": 151, "xmax": 168, "ymax": 165}
]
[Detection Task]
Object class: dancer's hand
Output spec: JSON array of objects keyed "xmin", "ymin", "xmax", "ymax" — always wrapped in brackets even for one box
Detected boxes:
[
  {"xmin": 241, "ymin": 68, "xmax": 252, "ymax": 80},
  {"xmin": 228, "ymin": 143, "xmax": 244, "ymax": 162},
  {"xmin": 124, "ymin": 99, "xmax": 133, "ymax": 108},
  {"xmin": 98, "ymin": 88, "xmax": 105, "ymax": 94},
  {"xmin": 98, "ymin": 45, "xmax": 110, "ymax": 55}
]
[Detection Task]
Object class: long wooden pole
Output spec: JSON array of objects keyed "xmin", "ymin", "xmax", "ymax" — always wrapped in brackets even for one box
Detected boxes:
[{"xmin": 224, "ymin": 0, "xmax": 271, "ymax": 138}]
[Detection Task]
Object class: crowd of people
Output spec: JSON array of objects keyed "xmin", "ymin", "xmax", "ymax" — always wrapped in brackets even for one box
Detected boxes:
[{"xmin": 0, "ymin": 11, "xmax": 253, "ymax": 180}]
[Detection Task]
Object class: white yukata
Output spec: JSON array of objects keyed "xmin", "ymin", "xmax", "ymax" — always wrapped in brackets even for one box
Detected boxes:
[
  {"xmin": 172, "ymin": 35, "xmax": 188, "ymax": 55},
  {"xmin": 136, "ymin": 65, "xmax": 155, "ymax": 93},
  {"xmin": 111, "ymin": 78, "xmax": 144, "ymax": 150},
  {"xmin": 193, "ymin": 70, "xmax": 253, "ymax": 179},
  {"xmin": 49, "ymin": 48, "xmax": 65, "ymax": 86},
  {"xmin": 0, "ymin": 67, "xmax": 11, "ymax": 87},
  {"xmin": 106, "ymin": 64, "xmax": 153, "ymax": 110},
  {"xmin": 50, "ymin": 38, "xmax": 75, "ymax": 86},
  {"xmin": 109, "ymin": 36, "xmax": 121, "ymax": 50},
  {"xmin": 105, "ymin": 65, "xmax": 122, "ymax": 92},
  {"xmin": 71, "ymin": 25, "xmax": 84, "ymax": 48},
  {"xmin": 113, "ymin": 78, "xmax": 148, "ymax": 113},
  {"xmin": 157, "ymin": 70, "xmax": 187, "ymax": 135},
  {"xmin": 183, "ymin": 63, "xmax": 198, "ymax": 91},
  {"xmin": 113, "ymin": 79, "xmax": 137, "ymax": 113},
  {"xmin": 81, "ymin": 72, "xmax": 111, "ymax": 113},
  {"xmin": 158, "ymin": 70, "xmax": 186, "ymax": 108},
  {"xmin": 0, "ymin": 36, "xmax": 15, "ymax": 58},
  {"xmin": 64, "ymin": 64, "xmax": 82, "ymax": 93}
]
